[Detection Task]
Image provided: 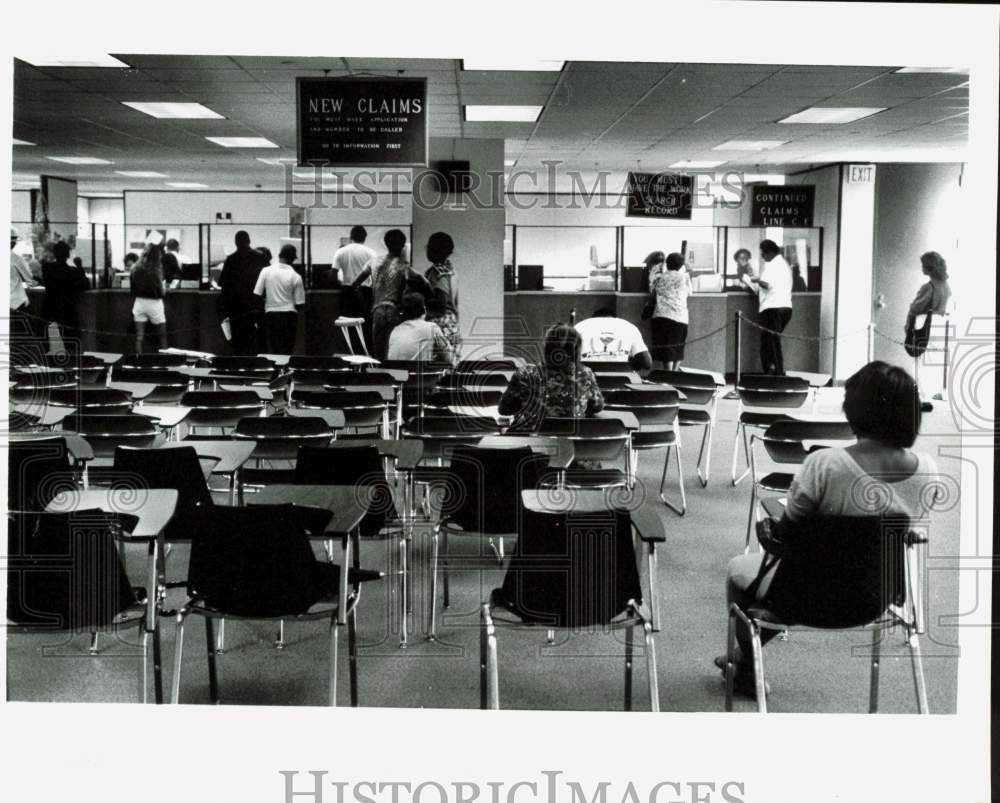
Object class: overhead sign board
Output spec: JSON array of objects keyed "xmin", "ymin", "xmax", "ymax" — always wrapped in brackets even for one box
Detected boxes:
[
  {"xmin": 749, "ymin": 185, "xmax": 815, "ymax": 227},
  {"xmin": 625, "ymin": 172, "xmax": 694, "ymax": 219},
  {"xmin": 296, "ymin": 76, "xmax": 428, "ymax": 167}
]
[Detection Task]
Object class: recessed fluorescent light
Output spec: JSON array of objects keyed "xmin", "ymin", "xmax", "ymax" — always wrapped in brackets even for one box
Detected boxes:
[
  {"xmin": 122, "ymin": 101, "xmax": 224, "ymax": 119},
  {"xmin": 895, "ymin": 66, "xmax": 969, "ymax": 74},
  {"xmin": 165, "ymin": 182, "xmax": 208, "ymax": 188},
  {"xmin": 257, "ymin": 157, "xmax": 298, "ymax": 166},
  {"xmin": 464, "ymin": 105, "xmax": 543, "ymax": 122},
  {"xmin": 779, "ymin": 107, "xmax": 886, "ymax": 124},
  {"xmin": 115, "ymin": 170, "xmax": 168, "ymax": 178},
  {"xmin": 12, "ymin": 138, "xmax": 35, "ymax": 146},
  {"xmin": 461, "ymin": 59, "xmax": 564, "ymax": 72},
  {"xmin": 712, "ymin": 140, "xmax": 787, "ymax": 151},
  {"xmin": 669, "ymin": 160, "xmax": 726, "ymax": 169},
  {"xmin": 18, "ymin": 54, "xmax": 130, "ymax": 68},
  {"xmin": 205, "ymin": 137, "xmax": 279, "ymax": 148},
  {"xmin": 46, "ymin": 156, "xmax": 113, "ymax": 165}
]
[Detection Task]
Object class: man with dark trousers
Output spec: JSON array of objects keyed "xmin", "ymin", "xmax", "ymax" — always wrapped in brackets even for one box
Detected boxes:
[
  {"xmin": 219, "ymin": 230, "xmax": 266, "ymax": 355},
  {"xmin": 747, "ymin": 239, "xmax": 793, "ymax": 375}
]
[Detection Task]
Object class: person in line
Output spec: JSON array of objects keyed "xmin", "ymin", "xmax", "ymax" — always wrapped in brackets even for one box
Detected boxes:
[
  {"xmin": 130, "ymin": 243, "xmax": 168, "ymax": 353},
  {"xmin": 649, "ymin": 251, "xmax": 692, "ymax": 371},
  {"xmin": 574, "ymin": 306, "xmax": 653, "ymax": 371},
  {"xmin": 334, "ymin": 225, "xmax": 378, "ymax": 286},
  {"xmin": 349, "ymin": 229, "xmax": 431, "ymax": 360},
  {"xmin": 40, "ymin": 240, "xmax": 89, "ymax": 357},
  {"xmin": 906, "ymin": 251, "xmax": 953, "ymax": 413},
  {"xmin": 387, "ymin": 293, "xmax": 453, "ymax": 363},
  {"xmin": 253, "ymin": 244, "xmax": 305, "ymax": 355},
  {"xmin": 9, "ymin": 228, "xmax": 41, "ymax": 363},
  {"xmin": 122, "ymin": 252, "xmax": 139, "ymax": 272},
  {"xmin": 718, "ymin": 361, "xmax": 940, "ymax": 699},
  {"xmin": 219, "ymin": 230, "xmax": 266, "ymax": 355},
  {"xmin": 423, "ymin": 231, "xmax": 460, "ymax": 358},
  {"xmin": 499, "ymin": 323, "xmax": 604, "ymax": 432},
  {"xmin": 748, "ymin": 239, "xmax": 793, "ymax": 375}
]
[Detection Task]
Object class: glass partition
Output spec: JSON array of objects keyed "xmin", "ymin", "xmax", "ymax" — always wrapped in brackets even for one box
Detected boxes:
[
  {"xmin": 513, "ymin": 225, "xmax": 617, "ymax": 292},
  {"xmin": 721, "ymin": 226, "xmax": 823, "ymax": 292},
  {"xmin": 11, "ymin": 221, "xmax": 111, "ymax": 287}
]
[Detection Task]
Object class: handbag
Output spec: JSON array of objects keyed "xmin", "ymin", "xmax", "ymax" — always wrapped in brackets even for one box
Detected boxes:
[{"xmin": 904, "ymin": 284, "xmax": 936, "ymax": 358}]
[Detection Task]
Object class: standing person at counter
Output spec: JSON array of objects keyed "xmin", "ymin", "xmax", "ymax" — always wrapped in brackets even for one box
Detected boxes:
[
  {"xmin": 733, "ymin": 248, "xmax": 756, "ymax": 287},
  {"xmin": 747, "ymin": 239, "xmax": 793, "ymax": 376},
  {"xmin": 130, "ymin": 243, "xmax": 168, "ymax": 354},
  {"xmin": 219, "ymin": 230, "xmax": 266, "ymax": 355},
  {"xmin": 41, "ymin": 240, "xmax": 89, "ymax": 357},
  {"xmin": 334, "ymin": 225, "xmax": 377, "ymax": 286},
  {"xmin": 254, "ymin": 244, "xmax": 305, "ymax": 355},
  {"xmin": 349, "ymin": 229, "xmax": 430, "ymax": 360},
  {"xmin": 649, "ymin": 251, "xmax": 692, "ymax": 371},
  {"xmin": 423, "ymin": 231, "xmax": 460, "ymax": 358}
]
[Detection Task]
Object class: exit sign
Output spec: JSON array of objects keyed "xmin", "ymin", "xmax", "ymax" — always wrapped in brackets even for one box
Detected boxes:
[{"xmin": 847, "ymin": 164, "xmax": 875, "ymax": 184}]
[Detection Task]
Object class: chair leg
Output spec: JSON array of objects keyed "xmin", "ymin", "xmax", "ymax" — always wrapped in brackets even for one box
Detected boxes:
[
  {"xmin": 275, "ymin": 620, "xmax": 286, "ymax": 650},
  {"xmin": 659, "ymin": 445, "xmax": 685, "ymax": 516},
  {"xmin": 479, "ymin": 606, "xmax": 488, "ymax": 710},
  {"xmin": 644, "ymin": 622, "xmax": 659, "ymax": 713},
  {"xmin": 170, "ymin": 609, "xmax": 187, "ymax": 704},
  {"xmin": 745, "ymin": 483, "xmax": 758, "ymax": 553},
  {"xmin": 216, "ymin": 618, "xmax": 226, "ymax": 654},
  {"xmin": 624, "ymin": 624, "xmax": 634, "ymax": 712},
  {"xmin": 907, "ymin": 625, "xmax": 929, "ymax": 714},
  {"xmin": 329, "ymin": 615, "xmax": 340, "ymax": 707},
  {"xmin": 398, "ymin": 531, "xmax": 409, "ymax": 649},
  {"xmin": 89, "ymin": 632, "xmax": 100, "ymax": 655},
  {"xmin": 152, "ymin": 619, "xmax": 163, "ymax": 705},
  {"xmin": 427, "ymin": 526, "xmax": 440, "ymax": 641},
  {"xmin": 749, "ymin": 622, "xmax": 767, "ymax": 713},
  {"xmin": 696, "ymin": 423, "xmax": 710, "ymax": 487},
  {"xmin": 868, "ymin": 622, "xmax": 881, "ymax": 713},
  {"xmin": 724, "ymin": 606, "xmax": 738, "ymax": 712},
  {"xmin": 443, "ymin": 530, "xmax": 451, "ymax": 605},
  {"xmin": 138, "ymin": 627, "xmax": 149, "ymax": 704},
  {"xmin": 647, "ymin": 542, "xmax": 660, "ymax": 632},
  {"xmin": 348, "ymin": 604, "xmax": 359, "ymax": 707},
  {"xmin": 205, "ymin": 616, "xmax": 220, "ymax": 704},
  {"xmin": 486, "ymin": 612, "xmax": 499, "ymax": 710},
  {"xmin": 732, "ymin": 423, "xmax": 751, "ymax": 486}
]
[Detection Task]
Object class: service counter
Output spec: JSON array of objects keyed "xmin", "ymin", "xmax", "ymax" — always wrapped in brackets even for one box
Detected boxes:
[{"xmin": 504, "ymin": 291, "xmax": 821, "ymax": 376}]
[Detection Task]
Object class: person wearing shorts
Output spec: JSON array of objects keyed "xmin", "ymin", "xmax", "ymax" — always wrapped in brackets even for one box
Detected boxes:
[{"xmin": 131, "ymin": 244, "xmax": 168, "ymax": 353}]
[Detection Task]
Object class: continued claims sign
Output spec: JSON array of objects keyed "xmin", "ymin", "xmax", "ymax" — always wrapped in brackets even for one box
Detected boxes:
[
  {"xmin": 296, "ymin": 77, "xmax": 428, "ymax": 167},
  {"xmin": 749, "ymin": 185, "xmax": 815, "ymax": 227}
]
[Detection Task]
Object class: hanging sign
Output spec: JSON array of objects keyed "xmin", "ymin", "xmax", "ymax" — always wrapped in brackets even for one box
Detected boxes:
[
  {"xmin": 625, "ymin": 172, "xmax": 694, "ymax": 219},
  {"xmin": 750, "ymin": 185, "xmax": 815, "ymax": 227},
  {"xmin": 296, "ymin": 76, "xmax": 428, "ymax": 167}
]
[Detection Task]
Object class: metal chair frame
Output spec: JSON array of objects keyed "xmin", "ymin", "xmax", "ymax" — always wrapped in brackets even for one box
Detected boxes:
[{"xmin": 730, "ymin": 376, "xmax": 810, "ymax": 486}]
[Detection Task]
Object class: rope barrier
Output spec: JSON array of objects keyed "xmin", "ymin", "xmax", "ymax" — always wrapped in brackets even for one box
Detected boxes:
[
  {"xmin": 738, "ymin": 314, "xmax": 870, "ymax": 343},
  {"xmin": 16, "ymin": 308, "xmax": 260, "ymax": 339}
]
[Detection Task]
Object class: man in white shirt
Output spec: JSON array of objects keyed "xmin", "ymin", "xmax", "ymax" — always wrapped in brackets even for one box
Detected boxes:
[
  {"xmin": 253, "ymin": 244, "xmax": 306, "ymax": 354},
  {"xmin": 575, "ymin": 307, "xmax": 653, "ymax": 371},
  {"xmin": 333, "ymin": 225, "xmax": 377, "ymax": 286},
  {"xmin": 388, "ymin": 293, "xmax": 453, "ymax": 363},
  {"xmin": 748, "ymin": 239, "xmax": 793, "ymax": 375}
]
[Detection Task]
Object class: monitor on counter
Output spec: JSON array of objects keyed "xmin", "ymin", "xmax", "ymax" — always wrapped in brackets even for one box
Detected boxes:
[
  {"xmin": 517, "ymin": 265, "xmax": 544, "ymax": 291},
  {"xmin": 179, "ymin": 263, "xmax": 202, "ymax": 282}
]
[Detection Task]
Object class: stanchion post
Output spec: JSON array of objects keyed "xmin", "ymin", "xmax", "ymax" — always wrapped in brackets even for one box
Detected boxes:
[
  {"xmin": 734, "ymin": 311, "xmax": 742, "ymax": 387},
  {"xmin": 942, "ymin": 315, "xmax": 950, "ymax": 392}
]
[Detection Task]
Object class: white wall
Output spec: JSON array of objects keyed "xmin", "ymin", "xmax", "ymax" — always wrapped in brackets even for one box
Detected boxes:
[{"xmin": 835, "ymin": 168, "xmax": 877, "ymax": 379}]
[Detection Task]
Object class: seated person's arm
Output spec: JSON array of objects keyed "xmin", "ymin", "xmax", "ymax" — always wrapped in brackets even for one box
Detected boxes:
[
  {"xmin": 629, "ymin": 350, "xmax": 653, "ymax": 372},
  {"xmin": 431, "ymin": 325, "xmax": 453, "ymax": 364},
  {"xmin": 585, "ymin": 370, "xmax": 605, "ymax": 415},
  {"xmin": 498, "ymin": 368, "xmax": 531, "ymax": 416},
  {"xmin": 350, "ymin": 265, "xmax": 372, "ymax": 289}
]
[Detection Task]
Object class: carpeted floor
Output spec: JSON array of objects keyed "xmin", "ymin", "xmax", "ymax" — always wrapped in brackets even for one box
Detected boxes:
[{"xmin": 6, "ymin": 390, "xmax": 963, "ymax": 713}]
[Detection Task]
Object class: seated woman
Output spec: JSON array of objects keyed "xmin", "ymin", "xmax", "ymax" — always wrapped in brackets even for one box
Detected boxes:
[
  {"xmin": 498, "ymin": 323, "xmax": 604, "ymax": 431},
  {"xmin": 719, "ymin": 361, "xmax": 940, "ymax": 698}
]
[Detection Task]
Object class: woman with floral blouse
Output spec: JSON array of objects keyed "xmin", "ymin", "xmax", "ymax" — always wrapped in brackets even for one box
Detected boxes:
[{"xmin": 499, "ymin": 323, "xmax": 604, "ymax": 431}]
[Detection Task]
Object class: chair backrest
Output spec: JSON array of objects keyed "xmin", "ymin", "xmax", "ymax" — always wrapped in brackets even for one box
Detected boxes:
[
  {"xmin": 233, "ymin": 416, "xmax": 333, "ymax": 458},
  {"xmin": 423, "ymin": 388, "xmax": 503, "ymax": 411},
  {"xmin": 8, "ymin": 437, "xmax": 72, "ymax": 511},
  {"xmin": 288, "ymin": 355, "xmax": 354, "ymax": 372},
  {"xmin": 120, "ymin": 353, "xmax": 187, "ymax": 369},
  {"xmin": 535, "ymin": 417, "xmax": 629, "ymax": 463},
  {"xmin": 292, "ymin": 390, "xmax": 385, "ymax": 429},
  {"xmin": 113, "ymin": 446, "xmax": 214, "ymax": 540},
  {"xmin": 180, "ymin": 390, "xmax": 262, "ymax": 428},
  {"xmin": 7, "ymin": 510, "xmax": 138, "ymax": 630},
  {"xmin": 583, "ymin": 360, "xmax": 634, "ymax": 374},
  {"xmin": 290, "ymin": 369, "xmax": 355, "ymax": 388},
  {"xmin": 186, "ymin": 504, "xmax": 334, "ymax": 617},
  {"xmin": 295, "ymin": 445, "xmax": 393, "ymax": 537},
  {"xmin": 456, "ymin": 359, "xmax": 517, "ymax": 373},
  {"xmin": 438, "ymin": 446, "xmax": 548, "ymax": 534},
  {"xmin": 736, "ymin": 374, "xmax": 810, "ymax": 410},
  {"xmin": 48, "ymin": 388, "xmax": 132, "ymax": 414},
  {"xmin": 595, "ymin": 374, "xmax": 632, "ymax": 390},
  {"xmin": 437, "ymin": 371, "xmax": 510, "ymax": 390},
  {"xmin": 763, "ymin": 515, "xmax": 910, "ymax": 628},
  {"xmin": 380, "ymin": 360, "xmax": 450, "ymax": 374},
  {"xmin": 110, "ymin": 366, "xmax": 190, "ymax": 387},
  {"xmin": 602, "ymin": 387, "xmax": 679, "ymax": 429},
  {"xmin": 210, "ymin": 356, "xmax": 276, "ymax": 374},
  {"xmin": 758, "ymin": 419, "xmax": 856, "ymax": 465},
  {"xmin": 403, "ymin": 415, "xmax": 503, "ymax": 460},
  {"xmin": 498, "ymin": 504, "xmax": 642, "ymax": 628},
  {"xmin": 63, "ymin": 414, "xmax": 159, "ymax": 455},
  {"xmin": 337, "ymin": 371, "xmax": 400, "ymax": 387},
  {"xmin": 647, "ymin": 369, "xmax": 719, "ymax": 406}
]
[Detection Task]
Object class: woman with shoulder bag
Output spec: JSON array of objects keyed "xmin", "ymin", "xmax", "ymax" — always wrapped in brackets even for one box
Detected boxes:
[
  {"xmin": 648, "ymin": 251, "xmax": 692, "ymax": 370},
  {"xmin": 904, "ymin": 251, "xmax": 952, "ymax": 412}
]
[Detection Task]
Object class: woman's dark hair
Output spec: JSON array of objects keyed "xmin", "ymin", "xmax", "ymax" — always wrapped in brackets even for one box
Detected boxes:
[
  {"xmin": 843, "ymin": 360, "xmax": 921, "ymax": 448},
  {"xmin": 124, "ymin": 252, "xmax": 139, "ymax": 267},
  {"xmin": 52, "ymin": 241, "xmax": 71, "ymax": 261},
  {"xmin": 665, "ymin": 252, "xmax": 685, "ymax": 271},
  {"xmin": 643, "ymin": 250, "xmax": 665, "ymax": 268},
  {"xmin": 384, "ymin": 229, "xmax": 407, "ymax": 257},
  {"xmin": 426, "ymin": 231, "xmax": 454, "ymax": 264},
  {"xmin": 543, "ymin": 323, "xmax": 581, "ymax": 372},
  {"xmin": 141, "ymin": 243, "xmax": 163, "ymax": 271},
  {"xmin": 734, "ymin": 248, "xmax": 752, "ymax": 260},
  {"xmin": 920, "ymin": 251, "xmax": 949, "ymax": 282}
]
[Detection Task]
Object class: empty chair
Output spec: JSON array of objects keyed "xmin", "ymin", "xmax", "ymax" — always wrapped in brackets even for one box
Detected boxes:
[
  {"xmin": 336, "ymin": 371, "xmax": 401, "ymax": 387},
  {"xmin": 648, "ymin": 369, "xmax": 721, "ymax": 487},
  {"xmin": 730, "ymin": 375, "xmax": 810, "ymax": 486},
  {"xmin": 209, "ymin": 355, "xmax": 277, "ymax": 380},
  {"xmin": 44, "ymin": 354, "xmax": 109, "ymax": 386},
  {"xmin": 402, "ymin": 414, "xmax": 504, "ymax": 465},
  {"xmin": 9, "ymin": 368, "xmax": 77, "ymax": 403},
  {"xmin": 437, "ymin": 371, "xmax": 509, "ymax": 390},
  {"xmin": 288, "ymin": 355, "xmax": 354, "ymax": 384},
  {"xmin": 62, "ymin": 414, "xmax": 160, "ymax": 457},
  {"xmin": 48, "ymin": 387, "xmax": 133, "ymax": 415},
  {"xmin": 120, "ymin": 353, "xmax": 188, "ymax": 370},
  {"xmin": 534, "ymin": 417, "xmax": 631, "ymax": 490},
  {"xmin": 7, "ymin": 510, "xmax": 154, "ymax": 702},
  {"xmin": 427, "ymin": 446, "xmax": 548, "ymax": 640},
  {"xmin": 169, "ymin": 504, "xmax": 382, "ymax": 706},
  {"xmin": 595, "ymin": 374, "xmax": 632, "ymax": 391},
  {"xmin": 110, "ymin": 368, "xmax": 190, "ymax": 405},
  {"xmin": 180, "ymin": 390, "xmax": 263, "ymax": 436},
  {"xmin": 603, "ymin": 387, "xmax": 685, "ymax": 514},
  {"xmin": 380, "ymin": 360, "xmax": 451, "ymax": 374},
  {"xmin": 724, "ymin": 515, "xmax": 928, "ymax": 714},
  {"xmin": 744, "ymin": 419, "xmax": 855, "ymax": 550},
  {"xmin": 8, "ymin": 437, "xmax": 74, "ymax": 511},
  {"xmin": 292, "ymin": 389, "xmax": 387, "ymax": 436},
  {"xmin": 233, "ymin": 415, "xmax": 334, "ymax": 492},
  {"xmin": 481, "ymin": 490, "xmax": 659, "ymax": 711},
  {"xmin": 455, "ymin": 359, "xmax": 517, "ymax": 374},
  {"xmin": 421, "ymin": 388, "xmax": 504, "ymax": 414},
  {"xmin": 290, "ymin": 369, "xmax": 355, "ymax": 390},
  {"xmin": 583, "ymin": 360, "xmax": 635, "ymax": 374}
]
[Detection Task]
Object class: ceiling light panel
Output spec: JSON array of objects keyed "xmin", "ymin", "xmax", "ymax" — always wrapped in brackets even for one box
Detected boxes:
[
  {"xmin": 115, "ymin": 171, "xmax": 168, "ymax": 178},
  {"xmin": 206, "ymin": 137, "xmax": 280, "ymax": 148},
  {"xmin": 46, "ymin": 156, "xmax": 113, "ymax": 164},
  {"xmin": 461, "ymin": 59, "xmax": 564, "ymax": 71},
  {"xmin": 18, "ymin": 54, "xmax": 130, "ymax": 68},
  {"xmin": 778, "ymin": 107, "xmax": 886, "ymax": 124},
  {"xmin": 712, "ymin": 140, "xmax": 788, "ymax": 151},
  {"xmin": 464, "ymin": 105, "xmax": 543, "ymax": 122},
  {"xmin": 122, "ymin": 102, "xmax": 225, "ymax": 119}
]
